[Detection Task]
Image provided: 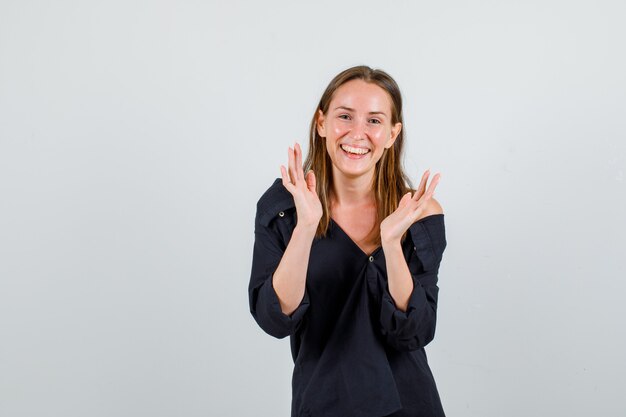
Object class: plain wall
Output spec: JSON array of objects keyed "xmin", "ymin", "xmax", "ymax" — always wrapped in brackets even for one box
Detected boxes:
[{"xmin": 1, "ymin": 0, "xmax": 625, "ymax": 416}]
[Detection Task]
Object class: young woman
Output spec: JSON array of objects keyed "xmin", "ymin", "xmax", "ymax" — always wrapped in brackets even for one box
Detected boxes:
[{"xmin": 248, "ymin": 65, "xmax": 448, "ymax": 417}]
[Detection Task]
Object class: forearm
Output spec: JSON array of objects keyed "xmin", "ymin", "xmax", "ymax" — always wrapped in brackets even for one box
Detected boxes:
[
  {"xmin": 272, "ymin": 225, "xmax": 316, "ymax": 315},
  {"xmin": 382, "ymin": 240, "xmax": 413, "ymax": 312}
]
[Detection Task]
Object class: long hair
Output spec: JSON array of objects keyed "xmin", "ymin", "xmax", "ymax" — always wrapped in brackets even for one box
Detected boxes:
[{"xmin": 303, "ymin": 65, "xmax": 415, "ymax": 243}]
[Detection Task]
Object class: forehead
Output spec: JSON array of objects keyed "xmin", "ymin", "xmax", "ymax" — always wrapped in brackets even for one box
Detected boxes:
[{"xmin": 330, "ymin": 79, "xmax": 392, "ymax": 112}]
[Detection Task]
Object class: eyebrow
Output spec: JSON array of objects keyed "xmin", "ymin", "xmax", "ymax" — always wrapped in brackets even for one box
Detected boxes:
[{"xmin": 333, "ymin": 106, "xmax": 387, "ymax": 117}]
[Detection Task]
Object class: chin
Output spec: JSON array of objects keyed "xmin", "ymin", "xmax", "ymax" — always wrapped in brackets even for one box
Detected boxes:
[{"xmin": 333, "ymin": 164, "xmax": 375, "ymax": 180}]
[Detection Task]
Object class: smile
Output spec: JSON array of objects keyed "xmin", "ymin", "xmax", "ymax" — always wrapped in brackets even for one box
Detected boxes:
[{"xmin": 340, "ymin": 144, "xmax": 371, "ymax": 155}]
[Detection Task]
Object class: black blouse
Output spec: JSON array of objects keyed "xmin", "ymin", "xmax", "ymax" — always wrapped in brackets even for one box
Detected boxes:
[{"xmin": 248, "ymin": 178, "xmax": 448, "ymax": 417}]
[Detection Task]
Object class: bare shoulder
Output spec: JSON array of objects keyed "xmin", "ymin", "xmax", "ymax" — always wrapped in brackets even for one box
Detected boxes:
[{"xmin": 419, "ymin": 196, "xmax": 444, "ymax": 219}]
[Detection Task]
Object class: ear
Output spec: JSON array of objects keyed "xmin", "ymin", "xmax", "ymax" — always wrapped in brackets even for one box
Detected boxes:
[
  {"xmin": 385, "ymin": 122, "xmax": 402, "ymax": 149},
  {"xmin": 316, "ymin": 109, "xmax": 326, "ymax": 138}
]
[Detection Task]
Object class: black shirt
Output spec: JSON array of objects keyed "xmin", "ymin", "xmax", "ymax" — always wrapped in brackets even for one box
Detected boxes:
[{"xmin": 248, "ymin": 178, "xmax": 448, "ymax": 417}]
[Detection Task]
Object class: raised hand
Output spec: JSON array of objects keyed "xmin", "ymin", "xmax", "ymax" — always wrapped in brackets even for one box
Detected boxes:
[
  {"xmin": 280, "ymin": 142, "xmax": 323, "ymax": 231},
  {"xmin": 380, "ymin": 169, "xmax": 441, "ymax": 245}
]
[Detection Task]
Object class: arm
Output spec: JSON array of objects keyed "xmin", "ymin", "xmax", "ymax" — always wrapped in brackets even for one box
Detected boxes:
[
  {"xmin": 272, "ymin": 224, "xmax": 317, "ymax": 315},
  {"xmin": 249, "ymin": 142, "xmax": 322, "ymax": 339},
  {"xmin": 382, "ymin": 197, "xmax": 444, "ymax": 311},
  {"xmin": 268, "ymin": 142, "xmax": 322, "ymax": 316},
  {"xmin": 379, "ymin": 214, "xmax": 447, "ymax": 351},
  {"xmin": 381, "ymin": 240, "xmax": 414, "ymax": 312},
  {"xmin": 377, "ymin": 169, "xmax": 445, "ymax": 351},
  {"xmin": 248, "ymin": 211, "xmax": 313, "ymax": 339}
]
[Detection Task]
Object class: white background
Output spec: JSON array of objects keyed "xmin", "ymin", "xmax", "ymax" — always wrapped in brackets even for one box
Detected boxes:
[{"xmin": 1, "ymin": 1, "xmax": 625, "ymax": 416}]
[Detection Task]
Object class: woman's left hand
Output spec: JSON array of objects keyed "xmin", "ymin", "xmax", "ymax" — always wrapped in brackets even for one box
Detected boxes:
[{"xmin": 380, "ymin": 170, "xmax": 441, "ymax": 246}]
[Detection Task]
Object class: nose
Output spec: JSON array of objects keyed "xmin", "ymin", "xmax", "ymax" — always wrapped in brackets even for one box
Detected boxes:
[{"xmin": 350, "ymin": 118, "xmax": 367, "ymax": 140}]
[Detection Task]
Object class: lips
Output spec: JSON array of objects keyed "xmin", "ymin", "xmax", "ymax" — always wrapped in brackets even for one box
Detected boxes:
[{"xmin": 340, "ymin": 144, "xmax": 371, "ymax": 155}]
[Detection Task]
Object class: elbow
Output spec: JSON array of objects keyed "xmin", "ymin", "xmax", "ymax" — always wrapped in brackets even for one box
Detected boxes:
[
  {"xmin": 249, "ymin": 281, "xmax": 309, "ymax": 340},
  {"xmin": 385, "ymin": 325, "xmax": 436, "ymax": 352},
  {"xmin": 380, "ymin": 303, "xmax": 438, "ymax": 352},
  {"xmin": 249, "ymin": 302, "xmax": 295, "ymax": 340},
  {"xmin": 249, "ymin": 304, "xmax": 296, "ymax": 339},
  {"xmin": 256, "ymin": 317, "xmax": 292, "ymax": 339}
]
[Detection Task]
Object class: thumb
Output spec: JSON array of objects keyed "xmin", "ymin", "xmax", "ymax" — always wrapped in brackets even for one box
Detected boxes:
[
  {"xmin": 306, "ymin": 170, "xmax": 317, "ymax": 192},
  {"xmin": 398, "ymin": 191, "xmax": 412, "ymax": 208}
]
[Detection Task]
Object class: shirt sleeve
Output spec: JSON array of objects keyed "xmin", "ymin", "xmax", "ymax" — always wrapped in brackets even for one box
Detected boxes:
[
  {"xmin": 378, "ymin": 214, "xmax": 447, "ymax": 352},
  {"xmin": 248, "ymin": 208, "xmax": 310, "ymax": 339}
]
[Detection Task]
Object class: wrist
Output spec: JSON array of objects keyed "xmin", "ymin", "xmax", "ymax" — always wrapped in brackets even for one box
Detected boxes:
[
  {"xmin": 294, "ymin": 222, "xmax": 318, "ymax": 237},
  {"xmin": 381, "ymin": 237, "xmax": 402, "ymax": 251}
]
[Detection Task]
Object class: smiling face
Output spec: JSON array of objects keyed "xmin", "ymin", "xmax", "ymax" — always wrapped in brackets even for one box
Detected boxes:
[{"xmin": 316, "ymin": 79, "xmax": 402, "ymax": 181}]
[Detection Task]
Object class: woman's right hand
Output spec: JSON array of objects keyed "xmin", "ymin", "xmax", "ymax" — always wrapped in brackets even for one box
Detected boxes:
[{"xmin": 280, "ymin": 142, "xmax": 323, "ymax": 231}]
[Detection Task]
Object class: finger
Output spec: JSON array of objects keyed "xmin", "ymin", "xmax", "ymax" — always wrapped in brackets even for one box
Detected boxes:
[
  {"xmin": 295, "ymin": 142, "xmax": 304, "ymax": 181},
  {"xmin": 281, "ymin": 165, "xmax": 294, "ymax": 191},
  {"xmin": 306, "ymin": 170, "xmax": 317, "ymax": 193},
  {"xmin": 398, "ymin": 192, "xmax": 412, "ymax": 209},
  {"xmin": 415, "ymin": 173, "xmax": 440, "ymax": 206},
  {"xmin": 288, "ymin": 147, "xmax": 298, "ymax": 184},
  {"xmin": 425, "ymin": 173, "xmax": 440, "ymax": 196},
  {"xmin": 412, "ymin": 169, "xmax": 430, "ymax": 201}
]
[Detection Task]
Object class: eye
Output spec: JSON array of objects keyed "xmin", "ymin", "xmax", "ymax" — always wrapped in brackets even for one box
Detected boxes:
[
  {"xmin": 338, "ymin": 114, "xmax": 351, "ymax": 120},
  {"xmin": 369, "ymin": 118, "xmax": 382, "ymax": 124}
]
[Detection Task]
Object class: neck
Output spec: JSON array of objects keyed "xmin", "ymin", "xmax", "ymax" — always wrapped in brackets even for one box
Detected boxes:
[{"xmin": 330, "ymin": 168, "xmax": 376, "ymax": 208}]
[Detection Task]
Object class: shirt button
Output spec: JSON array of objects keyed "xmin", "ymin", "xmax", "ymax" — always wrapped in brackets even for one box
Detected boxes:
[
  {"xmin": 278, "ymin": 211, "xmax": 285, "ymax": 217},
  {"xmin": 369, "ymin": 256, "xmax": 374, "ymax": 262}
]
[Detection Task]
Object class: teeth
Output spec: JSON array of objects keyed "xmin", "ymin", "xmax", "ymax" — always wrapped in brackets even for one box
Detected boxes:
[{"xmin": 341, "ymin": 144, "xmax": 370, "ymax": 155}]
